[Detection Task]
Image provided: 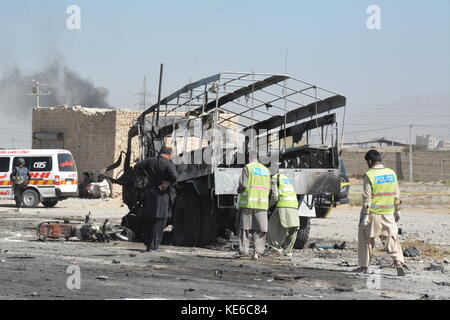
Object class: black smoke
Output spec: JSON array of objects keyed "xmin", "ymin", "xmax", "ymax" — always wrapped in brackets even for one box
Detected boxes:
[
  {"xmin": 0, "ymin": 61, "xmax": 111, "ymax": 148},
  {"xmin": 0, "ymin": 60, "xmax": 111, "ymax": 117}
]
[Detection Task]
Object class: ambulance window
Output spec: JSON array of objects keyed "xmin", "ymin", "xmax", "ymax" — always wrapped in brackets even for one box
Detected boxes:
[
  {"xmin": 0, "ymin": 157, "xmax": 9, "ymax": 172},
  {"xmin": 29, "ymin": 157, "xmax": 52, "ymax": 172},
  {"xmin": 58, "ymin": 154, "xmax": 77, "ymax": 172},
  {"xmin": 13, "ymin": 157, "xmax": 31, "ymax": 169}
]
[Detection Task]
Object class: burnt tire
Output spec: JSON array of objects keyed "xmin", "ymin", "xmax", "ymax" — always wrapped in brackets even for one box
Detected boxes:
[
  {"xmin": 315, "ymin": 206, "xmax": 333, "ymax": 219},
  {"xmin": 173, "ymin": 193, "xmax": 201, "ymax": 247},
  {"xmin": 42, "ymin": 200, "xmax": 58, "ymax": 208},
  {"xmin": 21, "ymin": 189, "xmax": 40, "ymax": 208},
  {"xmin": 294, "ymin": 217, "xmax": 310, "ymax": 249},
  {"xmin": 198, "ymin": 195, "xmax": 217, "ymax": 247}
]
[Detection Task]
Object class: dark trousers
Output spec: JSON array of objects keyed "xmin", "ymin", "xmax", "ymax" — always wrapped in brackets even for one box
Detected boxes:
[
  {"xmin": 13, "ymin": 184, "xmax": 26, "ymax": 208},
  {"xmin": 144, "ymin": 217, "xmax": 167, "ymax": 250}
]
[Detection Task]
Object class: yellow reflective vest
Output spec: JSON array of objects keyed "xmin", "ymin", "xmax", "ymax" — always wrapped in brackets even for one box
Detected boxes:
[
  {"xmin": 365, "ymin": 167, "xmax": 397, "ymax": 215},
  {"xmin": 239, "ymin": 163, "xmax": 271, "ymax": 210},
  {"xmin": 273, "ymin": 173, "xmax": 299, "ymax": 209}
]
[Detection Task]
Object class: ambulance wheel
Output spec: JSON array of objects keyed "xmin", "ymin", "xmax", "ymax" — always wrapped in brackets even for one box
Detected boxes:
[
  {"xmin": 21, "ymin": 189, "xmax": 40, "ymax": 208},
  {"xmin": 42, "ymin": 200, "xmax": 58, "ymax": 208},
  {"xmin": 294, "ymin": 217, "xmax": 310, "ymax": 249},
  {"xmin": 173, "ymin": 192, "xmax": 200, "ymax": 247}
]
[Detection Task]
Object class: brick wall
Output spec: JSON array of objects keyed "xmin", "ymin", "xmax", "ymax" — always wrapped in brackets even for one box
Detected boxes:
[
  {"xmin": 32, "ymin": 106, "xmax": 117, "ymax": 174},
  {"xmin": 113, "ymin": 109, "xmax": 141, "ymax": 180},
  {"xmin": 342, "ymin": 150, "xmax": 450, "ymax": 181},
  {"xmin": 32, "ymin": 106, "xmax": 141, "ymax": 194}
]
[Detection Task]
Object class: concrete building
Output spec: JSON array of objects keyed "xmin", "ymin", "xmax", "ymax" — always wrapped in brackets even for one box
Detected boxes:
[
  {"xmin": 437, "ymin": 139, "xmax": 450, "ymax": 150},
  {"xmin": 416, "ymin": 135, "xmax": 439, "ymax": 150},
  {"xmin": 342, "ymin": 139, "xmax": 406, "ymax": 153}
]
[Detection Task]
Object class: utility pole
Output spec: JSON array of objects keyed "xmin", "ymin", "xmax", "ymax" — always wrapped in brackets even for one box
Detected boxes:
[
  {"xmin": 409, "ymin": 125, "xmax": 413, "ymax": 183},
  {"xmin": 26, "ymin": 79, "xmax": 51, "ymax": 107}
]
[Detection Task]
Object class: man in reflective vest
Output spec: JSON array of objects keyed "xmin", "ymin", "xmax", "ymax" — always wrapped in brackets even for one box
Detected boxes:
[
  {"xmin": 357, "ymin": 150, "xmax": 405, "ymax": 276},
  {"xmin": 10, "ymin": 158, "xmax": 31, "ymax": 212},
  {"xmin": 236, "ymin": 151, "xmax": 271, "ymax": 260},
  {"xmin": 267, "ymin": 173, "xmax": 299, "ymax": 256}
]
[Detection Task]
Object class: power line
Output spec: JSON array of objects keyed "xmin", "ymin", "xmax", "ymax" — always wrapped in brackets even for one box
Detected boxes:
[{"xmin": 345, "ymin": 125, "xmax": 410, "ymax": 135}]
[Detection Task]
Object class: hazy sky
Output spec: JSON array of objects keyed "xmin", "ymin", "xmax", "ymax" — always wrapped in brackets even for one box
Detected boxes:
[{"xmin": 0, "ymin": 0, "xmax": 449, "ymax": 147}]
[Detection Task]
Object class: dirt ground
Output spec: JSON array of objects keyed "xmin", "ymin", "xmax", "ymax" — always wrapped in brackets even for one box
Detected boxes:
[{"xmin": 0, "ymin": 184, "xmax": 449, "ymax": 300}]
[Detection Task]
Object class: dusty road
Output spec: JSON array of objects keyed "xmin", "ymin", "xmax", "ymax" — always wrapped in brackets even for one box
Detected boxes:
[{"xmin": 0, "ymin": 196, "xmax": 449, "ymax": 300}]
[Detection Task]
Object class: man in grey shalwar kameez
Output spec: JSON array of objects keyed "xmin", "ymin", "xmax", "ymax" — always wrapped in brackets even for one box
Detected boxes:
[{"xmin": 236, "ymin": 152, "xmax": 271, "ymax": 260}]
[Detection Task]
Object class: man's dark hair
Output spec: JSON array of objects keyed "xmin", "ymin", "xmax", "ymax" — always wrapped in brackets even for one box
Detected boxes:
[
  {"xmin": 159, "ymin": 146, "xmax": 173, "ymax": 155},
  {"xmin": 364, "ymin": 150, "xmax": 382, "ymax": 163},
  {"xmin": 83, "ymin": 172, "xmax": 90, "ymax": 178}
]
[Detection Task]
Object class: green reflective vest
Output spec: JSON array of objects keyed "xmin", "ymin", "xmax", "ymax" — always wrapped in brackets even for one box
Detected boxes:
[
  {"xmin": 365, "ymin": 167, "xmax": 397, "ymax": 215},
  {"xmin": 274, "ymin": 174, "xmax": 299, "ymax": 209},
  {"xmin": 239, "ymin": 162, "xmax": 271, "ymax": 210}
]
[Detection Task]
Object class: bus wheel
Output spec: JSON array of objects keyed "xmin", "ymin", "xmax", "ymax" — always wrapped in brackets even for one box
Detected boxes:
[
  {"xmin": 294, "ymin": 217, "xmax": 311, "ymax": 249},
  {"xmin": 315, "ymin": 206, "xmax": 333, "ymax": 219},
  {"xmin": 22, "ymin": 189, "xmax": 40, "ymax": 208},
  {"xmin": 173, "ymin": 193, "xmax": 201, "ymax": 247},
  {"xmin": 42, "ymin": 200, "xmax": 58, "ymax": 208}
]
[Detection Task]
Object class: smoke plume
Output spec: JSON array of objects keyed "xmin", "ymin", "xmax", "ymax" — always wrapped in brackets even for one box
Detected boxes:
[
  {"xmin": 0, "ymin": 60, "xmax": 111, "ymax": 148},
  {"xmin": 0, "ymin": 60, "xmax": 111, "ymax": 116}
]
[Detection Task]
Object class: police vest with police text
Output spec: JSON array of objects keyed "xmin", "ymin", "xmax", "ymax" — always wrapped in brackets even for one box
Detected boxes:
[
  {"xmin": 239, "ymin": 163, "xmax": 271, "ymax": 210},
  {"xmin": 365, "ymin": 167, "xmax": 397, "ymax": 215}
]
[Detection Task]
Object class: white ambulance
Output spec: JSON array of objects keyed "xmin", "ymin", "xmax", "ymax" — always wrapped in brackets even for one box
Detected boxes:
[{"xmin": 0, "ymin": 149, "xmax": 79, "ymax": 208}]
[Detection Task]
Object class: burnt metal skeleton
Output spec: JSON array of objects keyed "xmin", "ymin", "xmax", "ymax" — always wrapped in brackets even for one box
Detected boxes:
[{"xmin": 103, "ymin": 72, "xmax": 350, "ymax": 247}]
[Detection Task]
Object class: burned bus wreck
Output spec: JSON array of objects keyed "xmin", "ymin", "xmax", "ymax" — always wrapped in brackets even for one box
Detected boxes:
[{"xmin": 105, "ymin": 72, "xmax": 350, "ymax": 248}]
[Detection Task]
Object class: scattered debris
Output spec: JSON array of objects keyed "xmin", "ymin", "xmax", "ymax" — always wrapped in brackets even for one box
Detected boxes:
[
  {"xmin": 183, "ymin": 288, "xmax": 195, "ymax": 294},
  {"xmin": 432, "ymin": 281, "xmax": 450, "ymax": 286},
  {"xmin": 398, "ymin": 228, "xmax": 406, "ymax": 235},
  {"xmin": 309, "ymin": 242, "xmax": 346, "ymax": 250},
  {"xmin": 273, "ymin": 275, "xmax": 306, "ymax": 282},
  {"xmin": 403, "ymin": 246, "xmax": 421, "ymax": 257},
  {"xmin": 420, "ymin": 293, "xmax": 436, "ymax": 300},
  {"xmin": 340, "ymin": 260, "xmax": 351, "ymax": 267},
  {"xmin": 425, "ymin": 264, "xmax": 446, "ymax": 272},
  {"xmin": 112, "ymin": 259, "xmax": 121, "ymax": 264},
  {"xmin": 129, "ymin": 254, "xmax": 136, "ymax": 257},
  {"xmin": 334, "ymin": 285, "xmax": 355, "ymax": 292},
  {"xmin": 302, "ymin": 294, "xmax": 322, "ymax": 299},
  {"xmin": 283, "ymin": 289, "xmax": 295, "ymax": 296},
  {"xmin": 96, "ymin": 276, "xmax": 109, "ymax": 280},
  {"xmin": 215, "ymin": 270, "xmax": 223, "ymax": 278}
]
